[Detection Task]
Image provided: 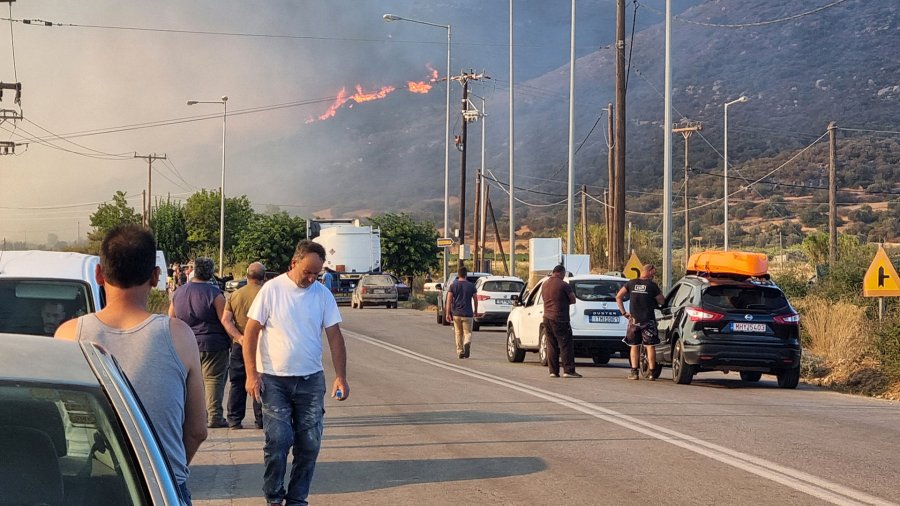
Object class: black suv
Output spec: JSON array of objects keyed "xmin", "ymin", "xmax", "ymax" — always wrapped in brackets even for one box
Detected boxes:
[{"xmin": 641, "ymin": 275, "xmax": 801, "ymax": 388}]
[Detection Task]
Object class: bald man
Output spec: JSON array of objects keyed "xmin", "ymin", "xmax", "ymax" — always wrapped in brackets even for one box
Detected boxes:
[
  {"xmin": 616, "ymin": 264, "xmax": 666, "ymax": 380},
  {"xmin": 223, "ymin": 262, "xmax": 267, "ymax": 429}
]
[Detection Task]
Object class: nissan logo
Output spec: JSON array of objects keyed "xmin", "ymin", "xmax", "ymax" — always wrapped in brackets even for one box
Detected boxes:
[{"xmin": 744, "ymin": 314, "xmax": 754, "ymax": 321}]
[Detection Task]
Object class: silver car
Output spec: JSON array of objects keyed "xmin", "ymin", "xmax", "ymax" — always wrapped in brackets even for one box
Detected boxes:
[
  {"xmin": 0, "ymin": 334, "xmax": 184, "ymax": 505},
  {"xmin": 350, "ymin": 274, "xmax": 399, "ymax": 309}
]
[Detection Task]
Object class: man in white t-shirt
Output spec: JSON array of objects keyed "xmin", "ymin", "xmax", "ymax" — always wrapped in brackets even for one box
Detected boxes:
[{"xmin": 243, "ymin": 240, "xmax": 349, "ymax": 506}]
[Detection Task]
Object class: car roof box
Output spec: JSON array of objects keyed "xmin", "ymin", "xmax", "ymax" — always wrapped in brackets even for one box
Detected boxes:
[{"xmin": 686, "ymin": 250, "xmax": 768, "ymax": 278}]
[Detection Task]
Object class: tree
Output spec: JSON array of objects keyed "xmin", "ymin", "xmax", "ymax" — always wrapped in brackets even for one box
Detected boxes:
[
  {"xmin": 150, "ymin": 198, "xmax": 189, "ymax": 263},
  {"xmin": 183, "ymin": 189, "xmax": 255, "ymax": 259},
  {"xmin": 367, "ymin": 213, "xmax": 440, "ymax": 277},
  {"xmin": 233, "ymin": 212, "xmax": 306, "ymax": 273},
  {"xmin": 88, "ymin": 191, "xmax": 141, "ymax": 247}
]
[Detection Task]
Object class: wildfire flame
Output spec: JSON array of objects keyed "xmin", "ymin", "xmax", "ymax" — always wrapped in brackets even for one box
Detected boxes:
[{"xmin": 309, "ymin": 66, "xmax": 440, "ymax": 122}]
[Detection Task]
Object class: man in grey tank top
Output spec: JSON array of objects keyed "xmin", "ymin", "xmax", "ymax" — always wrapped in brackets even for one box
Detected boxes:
[{"xmin": 56, "ymin": 224, "xmax": 207, "ymax": 505}]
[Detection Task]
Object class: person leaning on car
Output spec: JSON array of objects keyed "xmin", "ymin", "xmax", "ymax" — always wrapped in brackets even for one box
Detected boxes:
[
  {"xmin": 616, "ymin": 263, "xmax": 666, "ymax": 381},
  {"xmin": 542, "ymin": 264, "xmax": 581, "ymax": 378}
]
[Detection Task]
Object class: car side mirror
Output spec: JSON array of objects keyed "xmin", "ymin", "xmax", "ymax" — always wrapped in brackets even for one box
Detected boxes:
[{"xmin": 435, "ymin": 283, "xmax": 442, "ymax": 291}]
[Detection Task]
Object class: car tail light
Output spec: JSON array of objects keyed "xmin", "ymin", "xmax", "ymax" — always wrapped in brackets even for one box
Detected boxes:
[
  {"xmin": 360, "ymin": 286, "xmax": 367, "ymax": 294},
  {"xmin": 476, "ymin": 294, "xmax": 491, "ymax": 301},
  {"xmin": 773, "ymin": 313, "xmax": 800, "ymax": 325},
  {"xmin": 685, "ymin": 307, "xmax": 724, "ymax": 322}
]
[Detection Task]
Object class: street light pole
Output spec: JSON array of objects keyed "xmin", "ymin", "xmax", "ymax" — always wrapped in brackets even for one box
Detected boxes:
[
  {"xmin": 187, "ymin": 96, "xmax": 228, "ymax": 277},
  {"xmin": 723, "ymin": 95, "xmax": 748, "ymax": 251},
  {"xmin": 384, "ymin": 13, "xmax": 451, "ymax": 283}
]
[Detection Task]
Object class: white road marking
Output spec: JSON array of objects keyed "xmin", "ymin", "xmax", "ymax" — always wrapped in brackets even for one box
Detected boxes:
[{"xmin": 344, "ymin": 330, "xmax": 894, "ymax": 506}]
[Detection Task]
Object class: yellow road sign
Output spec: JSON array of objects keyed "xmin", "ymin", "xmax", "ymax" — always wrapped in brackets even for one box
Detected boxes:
[
  {"xmin": 436, "ymin": 237, "xmax": 454, "ymax": 248},
  {"xmin": 863, "ymin": 246, "xmax": 900, "ymax": 297},
  {"xmin": 623, "ymin": 251, "xmax": 644, "ymax": 280}
]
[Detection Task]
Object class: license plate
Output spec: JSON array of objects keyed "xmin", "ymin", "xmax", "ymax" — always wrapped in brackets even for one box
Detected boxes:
[
  {"xmin": 495, "ymin": 299, "xmax": 512, "ymax": 305},
  {"xmin": 373, "ymin": 289, "xmax": 384, "ymax": 294},
  {"xmin": 589, "ymin": 315, "xmax": 620, "ymax": 324},
  {"xmin": 732, "ymin": 322, "xmax": 766, "ymax": 332}
]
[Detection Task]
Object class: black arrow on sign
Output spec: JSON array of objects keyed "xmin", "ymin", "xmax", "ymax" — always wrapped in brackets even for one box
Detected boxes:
[{"xmin": 878, "ymin": 266, "xmax": 890, "ymax": 287}]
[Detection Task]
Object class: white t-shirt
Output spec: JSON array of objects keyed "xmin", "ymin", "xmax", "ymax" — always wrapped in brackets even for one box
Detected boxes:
[{"xmin": 247, "ymin": 273, "xmax": 342, "ymax": 376}]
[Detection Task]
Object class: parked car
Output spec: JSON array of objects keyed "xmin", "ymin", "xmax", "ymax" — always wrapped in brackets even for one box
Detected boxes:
[
  {"xmin": 435, "ymin": 272, "xmax": 492, "ymax": 326},
  {"xmin": 473, "ymin": 275, "xmax": 525, "ymax": 330},
  {"xmin": 388, "ymin": 274, "xmax": 411, "ymax": 301},
  {"xmin": 351, "ymin": 274, "xmax": 399, "ymax": 309},
  {"xmin": 0, "ymin": 333, "xmax": 183, "ymax": 504},
  {"xmin": 224, "ymin": 271, "xmax": 280, "ymax": 292},
  {"xmin": 643, "ymin": 269, "xmax": 801, "ymax": 388},
  {"xmin": 506, "ymin": 274, "xmax": 630, "ymax": 365},
  {"xmin": 0, "ymin": 251, "xmax": 104, "ymax": 337}
]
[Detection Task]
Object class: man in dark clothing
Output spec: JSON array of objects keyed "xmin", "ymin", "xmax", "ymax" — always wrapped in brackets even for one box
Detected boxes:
[
  {"xmin": 542, "ymin": 264, "xmax": 581, "ymax": 378},
  {"xmin": 616, "ymin": 264, "xmax": 666, "ymax": 380},
  {"xmin": 444, "ymin": 267, "xmax": 478, "ymax": 358},
  {"xmin": 222, "ymin": 261, "xmax": 266, "ymax": 429}
]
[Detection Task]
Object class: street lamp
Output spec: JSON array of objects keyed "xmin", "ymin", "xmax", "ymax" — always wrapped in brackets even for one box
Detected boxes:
[
  {"xmin": 383, "ymin": 13, "xmax": 452, "ymax": 283},
  {"xmin": 187, "ymin": 96, "xmax": 228, "ymax": 277},
  {"xmin": 723, "ymin": 95, "xmax": 748, "ymax": 251}
]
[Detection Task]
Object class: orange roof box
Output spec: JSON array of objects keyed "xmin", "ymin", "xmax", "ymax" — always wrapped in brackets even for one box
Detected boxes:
[{"xmin": 686, "ymin": 250, "xmax": 768, "ymax": 277}]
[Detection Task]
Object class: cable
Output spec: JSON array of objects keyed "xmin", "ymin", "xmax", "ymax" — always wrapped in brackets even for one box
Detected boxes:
[
  {"xmin": 7, "ymin": 4, "xmax": 17, "ymax": 83},
  {"xmin": 624, "ymin": 0, "xmax": 638, "ymax": 93},
  {"xmin": 23, "ymin": 118, "xmax": 133, "ymax": 159},
  {"xmin": 837, "ymin": 127, "xmax": 900, "ymax": 136},
  {"xmin": 636, "ymin": 0, "xmax": 851, "ymax": 29}
]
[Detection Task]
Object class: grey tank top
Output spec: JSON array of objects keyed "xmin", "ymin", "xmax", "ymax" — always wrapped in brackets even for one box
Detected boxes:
[{"xmin": 76, "ymin": 313, "xmax": 190, "ymax": 484}]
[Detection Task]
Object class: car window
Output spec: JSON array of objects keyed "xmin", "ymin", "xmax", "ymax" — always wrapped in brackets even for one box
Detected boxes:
[
  {"xmin": 363, "ymin": 275, "xmax": 394, "ymax": 285},
  {"xmin": 524, "ymin": 282, "xmax": 543, "ymax": 307},
  {"xmin": 571, "ymin": 279, "xmax": 624, "ymax": 301},
  {"xmin": 0, "ymin": 280, "xmax": 93, "ymax": 336},
  {"xmin": 482, "ymin": 280, "xmax": 524, "ymax": 293},
  {"xmin": 0, "ymin": 383, "xmax": 151, "ymax": 504},
  {"xmin": 702, "ymin": 285, "xmax": 789, "ymax": 311},
  {"xmin": 669, "ymin": 284, "xmax": 695, "ymax": 308}
]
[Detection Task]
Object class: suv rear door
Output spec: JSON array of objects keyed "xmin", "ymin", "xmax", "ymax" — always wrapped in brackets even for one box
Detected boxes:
[{"xmin": 698, "ymin": 284, "xmax": 796, "ymax": 343}]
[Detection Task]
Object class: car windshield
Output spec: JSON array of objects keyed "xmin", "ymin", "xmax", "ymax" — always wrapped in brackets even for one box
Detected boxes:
[
  {"xmin": 0, "ymin": 279, "xmax": 92, "ymax": 336},
  {"xmin": 364, "ymin": 275, "xmax": 394, "ymax": 285},
  {"xmin": 0, "ymin": 383, "xmax": 150, "ymax": 504},
  {"xmin": 482, "ymin": 280, "xmax": 524, "ymax": 293},
  {"xmin": 702, "ymin": 285, "xmax": 790, "ymax": 311},
  {"xmin": 571, "ymin": 279, "xmax": 624, "ymax": 302}
]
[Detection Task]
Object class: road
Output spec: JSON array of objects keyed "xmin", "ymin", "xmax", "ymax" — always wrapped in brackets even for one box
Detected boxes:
[{"xmin": 189, "ymin": 307, "xmax": 900, "ymax": 505}]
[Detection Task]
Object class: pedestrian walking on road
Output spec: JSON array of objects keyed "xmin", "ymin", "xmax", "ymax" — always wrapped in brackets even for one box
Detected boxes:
[
  {"xmin": 222, "ymin": 261, "xmax": 266, "ymax": 429},
  {"xmin": 243, "ymin": 240, "xmax": 349, "ymax": 506},
  {"xmin": 56, "ymin": 224, "xmax": 207, "ymax": 505},
  {"xmin": 542, "ymin": 264, "xmax": 582, "ymax": 378},
  {"xmin": 170, "ymin": 257, "xmax": 232, "ymax": 428},
  {"xmin": 445, "ymin": 266, "xmax": 477, "ymax": 358},
  {"xmin": 616, "ymin": 264, "xmax": 666, "ymax": 380}
]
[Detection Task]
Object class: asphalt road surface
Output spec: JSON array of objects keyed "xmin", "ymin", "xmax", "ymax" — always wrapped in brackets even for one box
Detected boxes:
[{"xmin": 190, "ymin": 307, "xmax": 900, "ymax": 506}]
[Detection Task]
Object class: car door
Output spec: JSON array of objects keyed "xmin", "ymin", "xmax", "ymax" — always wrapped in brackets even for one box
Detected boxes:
[
  {"xmin": 657, "ymin": 283, "xmax": 694, "ymax": 361},
  {"xmin": 519, "ymin": 280, "xmax": 545, "ymax": 347}
]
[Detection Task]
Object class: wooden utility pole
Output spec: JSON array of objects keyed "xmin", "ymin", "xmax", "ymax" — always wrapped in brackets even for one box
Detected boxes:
[
  {"xmin": 614, "ymin": 0, "xmax": 627, "ymax": 271},
  {"xmin": 828, "ymin": 121, "xmax": 837, "ymax": 267},
  {"xmin": 603, "ymin": 189, "xmax": 610, "ymax": 269},
  {"xmin": 606, "ymin": 103, "xmax": 615, "ymax": 268},
  {"xmin": 473, "ymin": 171, "xmax": 482, "ymax": 270},
  {"xmin": 581, "ymin": 184, "xmax": 588, "ymax": 255},
  {"xmin": 451, "ymin": 71, "xmax": 488, "ymax": 269},
  {"xmin": 134, "ymin": 152, "xmax": 167, "ymax": 226},
  {"xmin": 672, "ymin": 121, "xmax": 701, "ymax": 265},
  {"xmin": 486, "ymin": 191, "xmax": 510, "ymax": 276}
]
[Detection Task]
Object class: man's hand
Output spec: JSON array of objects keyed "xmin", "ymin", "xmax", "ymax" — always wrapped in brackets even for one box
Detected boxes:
[
  {"xmin": 331, "ymin": 377, "xmax": 350, "ymax": 401},
  {"xmin": 246, "ymin": 371, "xmax": 262, "ymax": 403},
  {"xmin": 445, "ymin": 313, "xmax": 452, "ymax": 323}
]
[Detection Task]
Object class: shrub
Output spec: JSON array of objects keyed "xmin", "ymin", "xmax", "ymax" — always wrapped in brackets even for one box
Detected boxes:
[
  {"xmin": 148, "ymin": 290, "xmax": 170, "ymax": 315},
  {"xmin": 772, "ymin": 269, "xmax": 809, "ymax": 300},
  {"xmin": 793, "ymin": 297, "xmax": 872, "ymax": 363},
  {"xmin": 875, "ymin": 315, "xmax": 900, "ymax": 381}
]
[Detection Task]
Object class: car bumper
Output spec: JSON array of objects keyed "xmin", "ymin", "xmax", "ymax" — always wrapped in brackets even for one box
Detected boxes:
[
  {"xmin": 474, "ymin": 311, "xmax": 511, "ymax": 325},
  {"xmin": 570, "ymin": 331, "xmax": 629, "ymax": 355},
  {"xmin": 360, "ymin": 295, "xmax": 398, "ymax": 304},
  {"xmin": 683, "ymin": 340, "xmax": 802, "ymax": 371}
]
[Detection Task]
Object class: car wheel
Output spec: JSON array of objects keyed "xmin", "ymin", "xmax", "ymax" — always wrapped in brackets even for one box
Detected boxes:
[
  {"xmin": 506, "ymin": 327, "xmax": 526, "ymax": 363},
  {"xmin": 472, "ymin": 322, "xmax": 480, "ymax": 332},
  {"xmin": 592, "ymin": 352, "xmax": 611, "ymax": 365},
  {"xmin": 539, "ymin": 328, "xmax": 549, "ymax": 367},
  {"xmin": 776, "ymin": 367, "xmax": 800, "ymax": 389},
  {"xmin": 437, "ymin": 308, "xmax": 443, "ymax": 324},
  {"xmin": 740, "ymin": 371, "xmax": 762, "ymax": 382},
  {"xmin": 672, "ymin": 339, "xmax": 694, "ymax": 385}
]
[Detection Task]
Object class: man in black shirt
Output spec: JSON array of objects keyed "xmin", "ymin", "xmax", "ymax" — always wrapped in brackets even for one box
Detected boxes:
[
  {"xmin": 616, "ymin": 264, "xmax": 666, "ymax": 380},
  {"xmin": 541, "ymin": 265, "xmax": 581, "ymax": 378}
]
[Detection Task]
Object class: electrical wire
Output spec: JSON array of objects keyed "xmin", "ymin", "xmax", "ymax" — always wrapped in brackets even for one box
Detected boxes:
[
  {"xmin": 7, "ymin": 4, "xmax": 17, "ymax": 83},
  {"xmin": 635, "ymin": 0, "xmax": 852, "ymax": 29}
]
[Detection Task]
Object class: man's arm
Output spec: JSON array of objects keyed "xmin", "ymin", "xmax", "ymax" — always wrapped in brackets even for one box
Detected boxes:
[
  {"xmin": 566, "ymin": 283, "xmax": 576, "ymax": 304},
  {"xmin": 615, "ymin": 285, "xmax": 630, "ymax": 318},
  {"xmin": 221, "ymin": 309, "xmax": 243, "ymax": 343},
  {"xmin": 444, "ymin": 289, "xmax": 454, "ymax": 323},
  {"xmin": 168, "ymin": 318, "xmax": 208, "ymax": 463},
  {"xmin": 325, "ymin": 323, "xmax": 349, "ymax": 401},
  {"xmin": 167, "ymin": 302, "xmax": 177, "ymax": 318},
  {"xmin": 242, "ymin": 318, "xmax": 264, "ymax": 402},
  {"xmin": 655, "ymin": 293, "xmax": 666, "ymax": 306}
]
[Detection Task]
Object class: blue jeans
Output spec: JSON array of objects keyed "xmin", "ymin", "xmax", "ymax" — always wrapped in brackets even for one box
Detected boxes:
[
  {"xmin": 261, "ymin": 372, "xmax": 325, "ymax": 506},
  {"xmin": 177, "ymin": 481, "xmax": 192, "ymax": 505}
]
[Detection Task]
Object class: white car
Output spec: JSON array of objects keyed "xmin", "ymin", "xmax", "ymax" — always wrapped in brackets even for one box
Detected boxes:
[
  {"xmin": 506, "ymin": 274, "xmax": 630, "ymax": 365},
  {"xmin": 435, "ymin": 272, "xmax": 491, "ymax": 325},
  {"xmin": 473, "ymin": 275, "xmax": 525, "ymax": 330}
]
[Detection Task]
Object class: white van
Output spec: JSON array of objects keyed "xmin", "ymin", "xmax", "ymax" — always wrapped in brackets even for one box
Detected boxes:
[
  {"xmin": 0, "ymin": 251, "xmax": 104, "ymax": 337},
  {"xmin": 155, "ymin": 250, "xmax": 168, "ymax": 291}
]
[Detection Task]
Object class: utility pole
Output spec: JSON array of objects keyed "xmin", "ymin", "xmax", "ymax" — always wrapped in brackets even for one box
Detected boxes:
[
  {"xmin": 486, "ymin": 190, "xmax": 510, "ymax": 276},
  {"xmin": 452, "ymin": 70, "xmax": 489, "ymax": 270},
  {"xmin": 473, "ymin": 171, "xmax": 482, "ymax": 270},
  {"xmin": 672, "ymin": 121, "xmax": 701, "ymax": 265},
  {"xmin": 614, "ymin": 0, "xmax": 627, "ymax": 272},
  {"xmin": 828, "ymin": 121, "xmax": 837, "ymax": 267},
  {"xmin": 603, "ymin": 188, "xmax": 610, "ymax": 269},
  {"xmin": 581, "ymin": 185, "xmax": 588, "ymax": 255},
  {"xmin": 606, "ymin": 103, "xmax": 615, "ymax": 269},
  {"xmin": 134, "ymin": 153, "xmax": 167, "ymax": 226}
]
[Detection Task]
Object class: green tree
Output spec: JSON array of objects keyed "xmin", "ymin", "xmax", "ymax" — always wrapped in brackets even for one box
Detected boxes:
[
  {"xmin": 233, "ymin": 212, "xmax": 306, "ymax": 273},
  {"xmin": 367, "ymin": 213, "xmax": 440, "ymax": 277},
  {"xmin": 150, "ymin": 198, "xmax": 189, "ymax": 263},
  {"xmin": 88, "ymin": 191, "xmax": 141, "ymax": 248},
  {"xmin": 183, "ymin": 189, "xmax": 255, "ymax": 258}
]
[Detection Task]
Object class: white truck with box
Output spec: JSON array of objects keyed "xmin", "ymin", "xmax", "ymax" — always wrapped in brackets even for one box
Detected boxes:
[{"xmin": 308, "ymin": 219, "xmax": 381, "ymax": 304}]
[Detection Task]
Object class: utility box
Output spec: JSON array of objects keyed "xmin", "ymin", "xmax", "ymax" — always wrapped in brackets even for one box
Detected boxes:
[
  {"xmin": 528, "ymin": 238, "xmax": 562, "ymax": 288},
  {"xmin": 562, "ymin": 254, "xmax": 591, "ymax": 275}
]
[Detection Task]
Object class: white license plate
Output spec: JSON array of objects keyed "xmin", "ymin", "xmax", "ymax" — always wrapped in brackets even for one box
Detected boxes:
[
  {"xmin": 589, "ymin": 315, "xmax": 620, "ymax": 324},
  {"xmin": 373, "ymin": 289, "xmax": 384, "ymax": 294},
  {"xmin": 495, "ymin": 299, "xmax": 512, "ymax": 305},
  {"xmin": 733, "ymin": 322, "xmax": 766, "ymax": 332}
]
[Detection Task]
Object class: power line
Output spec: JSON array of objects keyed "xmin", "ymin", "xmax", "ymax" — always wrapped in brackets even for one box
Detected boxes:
[{"xmin": 636, "ymin": 0, "xmax": 851, "ymax": 28}]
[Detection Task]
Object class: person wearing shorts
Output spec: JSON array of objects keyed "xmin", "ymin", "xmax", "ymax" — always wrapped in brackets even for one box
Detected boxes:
[{"xmin": 616, "ymin": 264, "xmax": 666, "ymax": 380}]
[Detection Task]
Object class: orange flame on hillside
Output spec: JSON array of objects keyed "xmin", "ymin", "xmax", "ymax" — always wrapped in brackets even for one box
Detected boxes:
[{"xmin": 407, "ymin": 65, "xmax": 441, "ymax": 94}]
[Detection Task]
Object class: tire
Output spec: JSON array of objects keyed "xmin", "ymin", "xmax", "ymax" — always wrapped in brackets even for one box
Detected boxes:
[
  {"xmin": 671, "ymin": 339, "xmax": 694, "ymax": 385},
  {"xmin": 776, "ymin": 367, "xmax": 800, "ymax": 389},
  {"xmin": 592, "ymin": 352, "xmax": 611, "ymax": 365},
  {"xmin": 506, "ymin": 327, "xmax": 526, "ymax": 363},
  {"xmin": 472, "ymin": 323, "xmax": 481, "ymax": 332},
  {"xmin": 639, "ymin": 346, "xmax": 663, "ymax": 379},
  {"xmin": 539, "ymin": 328, "xmax": 549, "ymax": 367},
  {"xmin": 437, "ymin": 308, "xmax": 444, "ymax": 324},
  {"xmin": 740, "ymin": 371, "xmax": 762, "ymax": 382}
]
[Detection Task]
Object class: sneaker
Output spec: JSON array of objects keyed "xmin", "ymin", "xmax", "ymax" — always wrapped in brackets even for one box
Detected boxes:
[
  {"xmin": 463, "ymin": 343, "xmax": 471, "ymax": 358},
  {"xmin": 255, "ymin": 422, "xmax": 264, "ymax": 429},
  {"xmin": 228, "ymin": 423, "xmax": 243, "ymax": 430},
  {"xmin": 562, "ymin": 372, "xmax": 583, "ymax": 378},
  {"xmin": 627, "ymin": 369, "xmax": 639, "ymax": 380},
  {"xmin": 208, "ymin": 420, "xmax": 228, "ymax": 428},
  {"xmin": 646, "ymin": 375, "xmax": 656, "ymax": 382},
  {"xmin": 458, "ymin": 352, "xmax": 465, "ymax": 359},
  {"xmin": 549, "ymin": 372, "xmax": 559, "ymax": 378}
]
